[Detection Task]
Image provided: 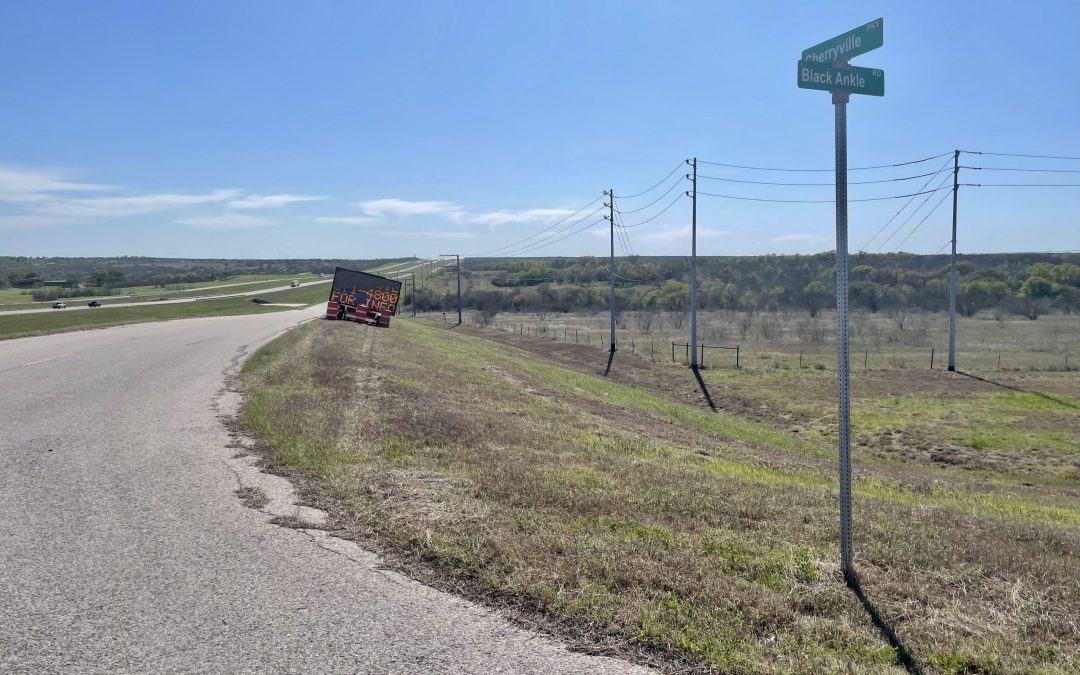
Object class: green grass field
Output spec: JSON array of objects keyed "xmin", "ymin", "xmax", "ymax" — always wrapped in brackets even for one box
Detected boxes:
[
  {"xmin": 241, "ymin": 317, "xmax": 1080, "ymax": 674},
  {"xmin": 0, "ymin": 282, "xmax": 329, "ymax": 340},
  {"xmin": 465, "ymin": 308, "xmax": 1080, "ymax": 373}
]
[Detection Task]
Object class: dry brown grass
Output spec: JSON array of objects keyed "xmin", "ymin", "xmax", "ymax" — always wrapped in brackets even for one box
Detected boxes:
[{"xmin": 242, "ymin": 318, "xmax": 1080, "ymax": 674}]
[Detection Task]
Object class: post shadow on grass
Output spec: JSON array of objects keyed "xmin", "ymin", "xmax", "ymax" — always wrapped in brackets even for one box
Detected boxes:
[
  {"xmin": 691, "ymin": 365, "xmax": 717, "ymax": 411},
  {"xmin": 955, "ymin": 370, "xmax": 1078, "ymax": 409},
  {"xmin": 846, "ymin": 572, "xmax": 922, "ymax": 675},
  {"xmin": 603, "ymin": 348, "xmax": 616, "ymax": 377}
]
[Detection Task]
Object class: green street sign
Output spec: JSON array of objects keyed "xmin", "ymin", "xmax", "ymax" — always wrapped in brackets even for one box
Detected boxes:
[
  {"xmin": 797, "ymin": 61, "xmax": 884, "ymax": 96},
  {"xmin": 802, "ymin": 18, "xmax": 883, "ymax": 64}
]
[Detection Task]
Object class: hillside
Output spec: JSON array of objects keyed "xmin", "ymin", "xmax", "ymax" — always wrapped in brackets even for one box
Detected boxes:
[{"xmin": 242, "ymin": 316, "xmax": 1080, "ymax": 674}]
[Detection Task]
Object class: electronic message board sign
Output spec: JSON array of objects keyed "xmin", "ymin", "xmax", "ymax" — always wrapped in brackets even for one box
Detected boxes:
[{"xmin": 324, "ymin": 267, "xmax": 402, "ymax": 328}]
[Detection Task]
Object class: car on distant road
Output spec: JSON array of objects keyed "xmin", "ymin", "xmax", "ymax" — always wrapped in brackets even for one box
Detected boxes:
[
  {"xmin": 88, "ymin": 301, "xmax": 101, "ymax": 308},
  {"xmin": 52, "ymin": 302, "xmax": 67, "ymax": 309},
  {"xmin": 290, "ymin": 280, "xmax": 301, "ymax": 287}
]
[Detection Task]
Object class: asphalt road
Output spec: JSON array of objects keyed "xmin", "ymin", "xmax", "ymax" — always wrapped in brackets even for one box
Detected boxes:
[
  {"xmin": 0, "ymin": 278, "xmax": 331, "ymax": 316},
  {"xmin": 0, "ymin": 309, "xmax": 649, "ymax": 674}
]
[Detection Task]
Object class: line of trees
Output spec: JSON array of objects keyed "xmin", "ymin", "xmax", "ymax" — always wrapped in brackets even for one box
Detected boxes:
[{"xmin": 429, "ymin": 253, "xmax": 1080, "ymax": 319}]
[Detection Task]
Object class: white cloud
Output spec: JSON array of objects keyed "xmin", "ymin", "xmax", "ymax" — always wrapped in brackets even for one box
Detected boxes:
[
  {"xmin": 0, "ymin": 163, "xmax": 328, "ymax": 233},
  {"xmin": 0, "ymin": 214, "xmax": 70, "ymax": 230},
  {"xmin": 390, "ymin": 229, "xmax": 475, "ymax": 240},
  {"xmin": 314, "ymin": 216, "xmax": 380, "ymax": 225},
  {"xmin": 229, "ymin": 194, "xmax": 326, "ymax": 209},
  {"xmin": 771, "ymin": 233, "xmax": 828, "ymax": 243},
  {"xmin": 469, "ymin": 208, "xmax": 575, "ymax": 227},
  {"xmin": 36, "ymin": 190, "xmax": 242, "ymax": 219},
  {"xmin": 176, "ymin": 213, "xmax": 271, "ymax": 229},
  {"xmin": 635, "ymin": 225, "xmax": 729, "ymax": 243},
  {"xmin": 356, "ymin": 198, "xmax": 461, "ymax": 218},
  {"xmin": 0, "ymin": 166, "xmax": 115, "ymax": 204}
]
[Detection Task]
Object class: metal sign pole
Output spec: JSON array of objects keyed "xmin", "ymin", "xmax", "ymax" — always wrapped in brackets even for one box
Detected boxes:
[{"xmin": 833, "ymin": 89, "xmax": 854, "ymax": 581}]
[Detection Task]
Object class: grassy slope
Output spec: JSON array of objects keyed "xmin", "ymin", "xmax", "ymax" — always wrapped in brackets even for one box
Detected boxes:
[
  {"xmin": 0, "ymin": 283, "xmax": 330, "ymax": 340},
  {"xmin": 242, "ymin": 318, "xmax": 1079, "ymax": 674}
]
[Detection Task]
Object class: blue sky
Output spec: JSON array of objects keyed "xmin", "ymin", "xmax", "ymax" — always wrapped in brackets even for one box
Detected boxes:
[{"xmin": 1, "ymin": 0, "xmax": 1077, "ymax": 259}]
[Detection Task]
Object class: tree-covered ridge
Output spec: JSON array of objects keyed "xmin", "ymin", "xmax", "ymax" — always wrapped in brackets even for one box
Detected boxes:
[{"xmin": 442, "ymin": 252, "xmax": 1080, "ymax": 317}]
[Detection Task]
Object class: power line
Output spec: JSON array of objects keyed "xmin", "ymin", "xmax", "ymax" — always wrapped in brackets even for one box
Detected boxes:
[
  {"xmin": 860, "ymin": 156, "xmax": 954, "ymax": 251},
  {"xmin": 697, "ymin": 185, "xmax": 951, "ymax": 204},
  {"xmin": 615, "ymin": 175, "xmax": 686, "ymax": 213},
  {"xmin": 697, "ymin": 169, "xmax": 943, "ymax": 186},
  {"xmin": 464, "ymin": 196, "xmax": 604, "ymax": 259},
  {"xmin": 698, "ymin": 151, "xmax": 951, "ymax": 173},
  {"xmin": 484, "ymin": 203, "xmax": 606, "ymax": 258},
  {"xmin": 613, "ymin": 206, "xmax": 637, "ymax": 258},
  {"xmin": 619, "ymin": 192, "xmax": 686, "ymax": 228},
  {"xmin": 603, "ymin": 266, "xmax": 656, "ymax": 283},
  {"xmin": 934, "ymin": 240, "xmax": 952, "ymax": 255},
  {"xmin": 610, "ymin": 202, "xmax": 633, "ymax": 257},
  {"xmin": 497, "ymin": 216, "xmax": 607, "ymax": 257},
  {"xmin": 872, "ymin": 171, "xmax": 955, "ymax": 252},
  {"xmin": 619, "ymin": 161, "xmax": 687, "ymax": 199},
  {"xmin": 960, "ymin": 166, "xmax": 1080, "ymax": 173},
  {"xmin": 893, "ymin": 189, "xmax": 954, "ymax": 252},
  {"xmin": 961, "ymin": 150, "xmax": 1080, "ymax": 161},
  {"xmin": 962, "ymin": 183, "xmax": 1080, "ymax": 187}
]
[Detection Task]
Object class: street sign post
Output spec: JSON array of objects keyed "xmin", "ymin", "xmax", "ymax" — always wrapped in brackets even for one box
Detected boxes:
[
  {"xmin": 801, "ymin": 18, "xmax": 883, "ymax": 64},
  {"xmin": 797, "ymin": 18, "xmax": 884, "ymax": 583},
  {"xmin": 798, "ymin": 62, "xmax": 884, "ymax": 97}
]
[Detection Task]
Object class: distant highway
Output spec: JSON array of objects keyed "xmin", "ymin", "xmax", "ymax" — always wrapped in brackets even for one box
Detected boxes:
[{"xmin": 0, "ymin": 278, "xmax": 331, "ymax": 317}]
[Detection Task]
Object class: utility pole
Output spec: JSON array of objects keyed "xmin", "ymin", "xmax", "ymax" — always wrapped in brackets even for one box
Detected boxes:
[
  {"xmin": 604, "ymin": 190, "xmax": 617, "ymax": 353},
  {"xmin": 689, "ymin": 158, "xmax": 699, "ymax": 368},
  {"xmin": 440, "ymin": 254, "xmax": 462, "ymax": 325},
  {"xmin": 406, "ymin": 272, "xmax": 416, "ymax": 316},
  {"xmin": 947, "ymin": 149, "xmax": 960, "ymax": 371}
]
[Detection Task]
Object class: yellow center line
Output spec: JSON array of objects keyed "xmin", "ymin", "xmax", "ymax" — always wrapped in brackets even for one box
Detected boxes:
[{"xmin": 19, "ymin": 352, "xmax": 76, "ymax": 368}]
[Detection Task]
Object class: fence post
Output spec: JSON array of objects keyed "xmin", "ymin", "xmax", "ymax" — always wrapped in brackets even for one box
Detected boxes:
[
  {"xmin": 672, "ymin": 342, "xmax": 675, "ymax": 363},
  {"xmin": 1066, "ymin": 354, "xmax": 1070, "ymax": 369},
  {"xmin": 575, "ymin": 329, "xmax": 578, "ymax": 343},
  {"xmin": 799, "ymin": 350, "xmax": 803, "ymax": 369},
  {"xmin": 998, "ymin": 353, "xmax": 1001, "ymax": 371},
  {"xmin": 864, "ymin": 351, "xmax": 868, "ymax": 369},
  {"xmin": 700, "ymin": 344, "xmax": 704, "ymax": 367},
  {"xmin": 930, "ymin": 348, "xmax": 935, "ymax": 370},
  {"xmin": 736, "ymin": 345, "xmax": 740, "ymax": 369}
]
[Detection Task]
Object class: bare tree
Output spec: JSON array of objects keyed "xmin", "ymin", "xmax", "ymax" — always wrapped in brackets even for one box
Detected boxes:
[
  {"xmin": 736, "ymin": 310, "xmax": 754, "ymax": 340},
  {"xmin": 635, "ymin": 310, "xmax": 656, "ymax": 334},
  {"xmin": 476, "ymin": 309, "xmax": 497, "ymax": 327},
  {"xmin": 886, "ymin": 305, "xmax": 911, "ymax": 331},
  {"xmin": 852, "ymin": 309, "xmax": 868, "ymax": 337},
  {"xmin": 757, "ymin": 316, "xmax": 783, "ymax": 343}
]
